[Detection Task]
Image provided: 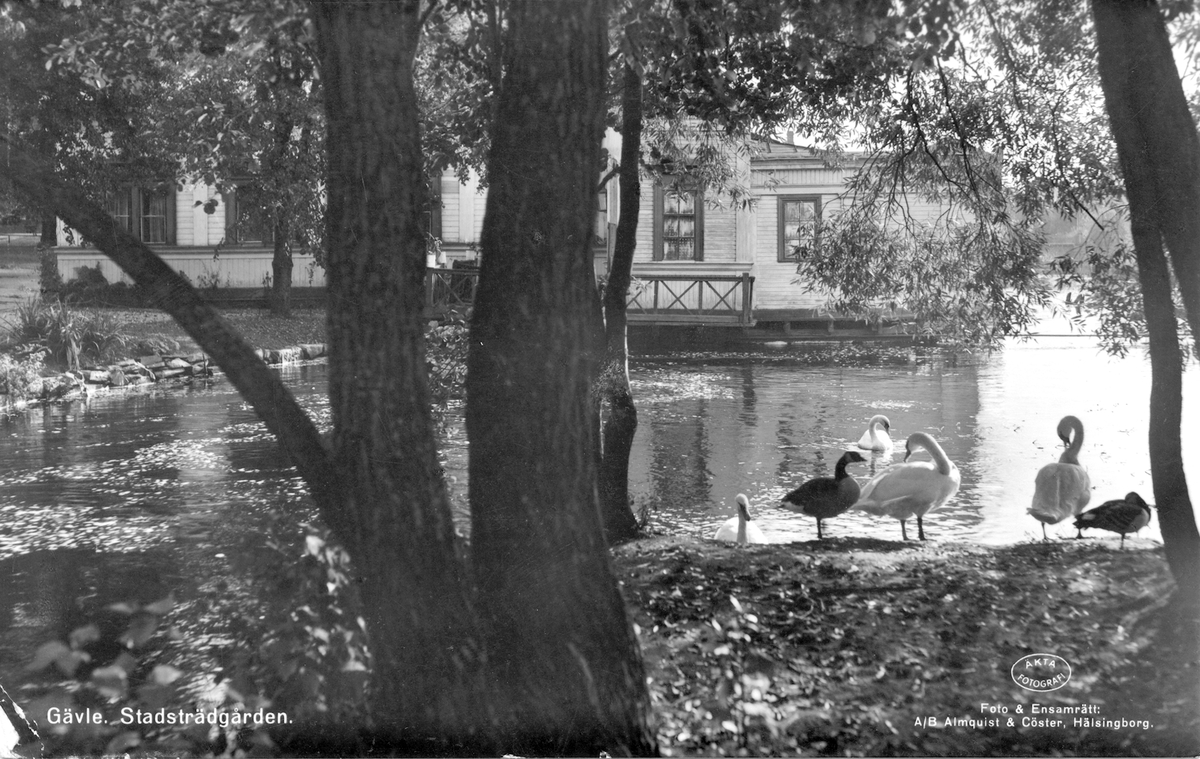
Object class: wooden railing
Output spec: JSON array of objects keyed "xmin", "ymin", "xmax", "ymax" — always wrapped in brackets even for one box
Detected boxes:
[
  {"xmin": 626, "ymin": 273, "xmax": 754, "ymax": 325},
  {"xmin": 425, "ymin": 269, "xmax": 755, "ymax": 327},
  {"xmin": 426, "ymin": 268, "xmax": 479, "ymax": 316}
]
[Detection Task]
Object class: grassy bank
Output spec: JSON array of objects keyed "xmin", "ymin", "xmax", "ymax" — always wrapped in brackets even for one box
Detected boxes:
[
  {"xmin": 613, "ymin": 536, "xmax": 1198, "ymax": 756},
  {"xmin": 110, "ymin": 308, "xmax": 327, "ymax": 353}
]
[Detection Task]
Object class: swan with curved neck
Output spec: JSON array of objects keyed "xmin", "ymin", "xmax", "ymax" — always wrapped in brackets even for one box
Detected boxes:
[
  {"xmin": 857, "ymin": 415, "xmax": 893, "ymax": 452},
  {"xmin": 852, "ymin": 432, "xmax": 960, "ymax": 540},
  {"xmin": 714, "ymin": 494, "xmax": 767, "ymax": 544},
  {"xmin": 782, "ymin": 451, "xmax": 867, "ymax": 540},
  {"xmin": 1028, "ymin": 415, "xmax": 1091, "ymax": 539}
]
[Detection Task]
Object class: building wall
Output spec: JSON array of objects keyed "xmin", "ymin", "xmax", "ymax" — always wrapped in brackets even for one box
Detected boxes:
[{"xmin": 58, "ymin": 249, "xmax": 324, "ymax": 288}]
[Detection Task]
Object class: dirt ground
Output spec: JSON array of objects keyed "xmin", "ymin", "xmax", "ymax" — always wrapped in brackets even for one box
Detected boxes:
[{"xmin": 613, "ymin": 535, "xmax": 1200, "ymax": 757}]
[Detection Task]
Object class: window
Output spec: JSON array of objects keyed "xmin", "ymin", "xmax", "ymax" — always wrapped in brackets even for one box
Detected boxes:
[
  {"xmin": 778, "ymin": 196, "xmax": 821, "ymax": 262},
  {"xmin": 224, "ymin": 183, "xmax": 274, "ymax": 245},
  {"xmin": 422, "ymin": 175, "xmax": 443, "ymax": 240},
  {"xmin": 106, "ymin": 185, "xmax": 175, "ymax": 244},
  {"xmin": 653, "ymin": 183, "xmax": 704, "ymax": 261},
  {"xmin": 595, "ymin": 187, "xmax": 609, "ymax": 244}
]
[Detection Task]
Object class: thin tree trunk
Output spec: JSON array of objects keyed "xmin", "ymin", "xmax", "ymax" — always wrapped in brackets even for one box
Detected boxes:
[
  {"xmin": 1093, "ymin": 0, "xmax": 1200, "ymax": 606},
  {"xmin": 310, "ymin": 1, "xmax": 491, "ymax": 750},
  {"xmin": 271, "ymin": 216, "xmax": 292, "ymax": 316},
  {"xmin": 466, "ymin": 0, "xmax": 656, "ymax": 753},
  {"xmin": 267, "ymin": 96, "xmax": 293, "ymax": 317},
  {"xmin": 1130, "ymin": 216, "xmax": 1199, "ymax": 605},
  {"xmin": 598, "ymin": 45, "xmax": 644, "ymax": 543},
  {"xmin": 39, "ymin": 211, "xmax": 56, "ymax": 244}
]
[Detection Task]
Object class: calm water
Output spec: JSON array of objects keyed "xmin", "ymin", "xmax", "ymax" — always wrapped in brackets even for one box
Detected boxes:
[
  {"xmin": 632, "ymin": 338, "xmax": 1198, "ymax": 544},
  {"xmin": 1, "ymin": 339, "xmax": 1197, "ymax": 682}
]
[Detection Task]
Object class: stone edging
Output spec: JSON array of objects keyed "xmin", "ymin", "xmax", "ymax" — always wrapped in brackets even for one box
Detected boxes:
[{"xmin": 0, "ymin": 342, "xmax": 328, "ymax": 414}]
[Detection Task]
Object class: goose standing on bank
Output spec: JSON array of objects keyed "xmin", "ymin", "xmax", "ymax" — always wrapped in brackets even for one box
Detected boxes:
[
  {"xmin": 1028, "ymin": 415, "xmax": 1092, "ymax": 540},
  {"xmin": 852, "ymin": 432, "xmax": 960, "ymax": 540},
  {"xmin": 1074, "ymin": 492, "xmax": 1153, "ymax": 548},
  {"xmin": 781, "ymin": 451, "xmax": 867, "ymax": 540},
  {"xmin": 714, "ymin": 494, "xmax": 768, "ymax": 544},
  {"xmin": 857, "ymin": 415, "xmax": 893, "ymax": 452}
]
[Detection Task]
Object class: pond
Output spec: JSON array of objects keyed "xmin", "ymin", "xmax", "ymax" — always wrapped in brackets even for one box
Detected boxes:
[{"xmin": 1, "ymin": 338, "xmax": 1197, "ymax": 684}]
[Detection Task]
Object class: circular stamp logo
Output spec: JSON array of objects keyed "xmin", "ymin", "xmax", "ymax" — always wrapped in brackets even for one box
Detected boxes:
[{"xmin": 1011, "ymin": 653, "xmax": 1072, "ymax": 692}]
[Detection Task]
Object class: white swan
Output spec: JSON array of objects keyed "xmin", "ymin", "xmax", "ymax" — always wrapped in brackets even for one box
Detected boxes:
[
  {"xmin": 856, "ymin": 415, "xmax": 893, "ymax": 452},
  {"xmin": 1028, "ymin": 415, "xmax": 1091, "ymax": 540},
  {"xmin": 852, "ymin": 432, "xmax": 960, "ymax": 540},
  {"xmin": 713, "ymin": 494, "xmax": 767, "ymax": 544}
]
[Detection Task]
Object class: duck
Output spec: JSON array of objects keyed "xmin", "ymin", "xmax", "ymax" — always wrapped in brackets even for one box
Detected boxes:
[
  {"xmin": 857, "ymin": 414, "xmax": 893, "ymax": 452},
  {"xmin": 1073, "ymin": 492, "xmax": 1152, "ymax": 547},
  {"xmin": 1028, "ymin": 415, "xmax": 1092, "ymax": 540},
  {"xmin": 852, "ymin": 432, "xmax": 960, "ymax": 540},
  {"xmin": 713, "ymin": 494, "xmax": 767, "ymax": 544},
  {"xmin": 781, "ymin": 451, "xmax": 868, "ymax": 539}
]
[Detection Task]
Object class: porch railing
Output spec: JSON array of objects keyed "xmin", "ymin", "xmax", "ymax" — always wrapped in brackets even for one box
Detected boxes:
[
  {"xmin": 425, "ymin": 269, "xmax": 755, "ymax": 326},
  {"xmin": 626, "ymin": 273, "xmax": 754, "ymax": 325},
  {"xmin": 426, "ymin": 268, "xmax": 479, "ymax": 316}
]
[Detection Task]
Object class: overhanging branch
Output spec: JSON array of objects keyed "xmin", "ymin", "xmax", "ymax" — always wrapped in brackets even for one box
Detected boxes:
[{"xmin": 0, "ymin": 136, "xmax": 344, "ymax": 526}]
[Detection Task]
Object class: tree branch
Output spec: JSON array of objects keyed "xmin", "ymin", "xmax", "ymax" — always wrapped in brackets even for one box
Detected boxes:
[{"xmin": 0, "ymin": 136, "xmax": 344, "ymax": 524}]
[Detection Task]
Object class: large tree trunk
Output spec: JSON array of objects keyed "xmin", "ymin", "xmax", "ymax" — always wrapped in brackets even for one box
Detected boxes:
[
  {"xmin": 1092, "ymin": 0, "xmax": 1200, "ymax": 349},
  {"xmin": 1093, "ymin": 0, "xmax": 1200, "ymax": 606},
  {"xmin": 466, "ymin": 0, "xmax": 656, "ymax": 753},
  {"xmin": 309, "ymin": 1, "xmax": 490, "ymax": 750},
  {"xmin": 597, "ymin": 47, "xmax": 644, "ymax": 543}
]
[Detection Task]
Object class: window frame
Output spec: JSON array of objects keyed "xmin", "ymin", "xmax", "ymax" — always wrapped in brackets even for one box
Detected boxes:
[
  {"xmin": 106, "ymin": 184, "xmax": 176, "ymax": 245},
  {"xmin": 224, "ymin": 181, "xmax": 275, "ymax": 246},
  {"xmin": 652, "ymin": 181, "xmax": 704, "ymax": 262},
  {"xmin": 777, "ymin": 195, "xmax": 822, "ymax": 263}
]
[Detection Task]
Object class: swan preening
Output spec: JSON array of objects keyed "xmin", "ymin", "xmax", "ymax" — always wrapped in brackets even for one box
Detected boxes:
[
  {"xmin": 714, "ymin": 494, "xmax": 767, "ymax": 544},
  {"xmin": 852, "ymin": 432, "xmax": 960, "ymax": 540},
  {"xmin": 1074, "ymin": 492, "xmax": 1152, "ymax": 547},
  {"xmin": 781, "ymin": 451, "xmax": 867, "ymax": 540},
  {"xmin": 1028, "ymin": 415, "xmax": 1092, "ymax": 540},
  {"xmin": 856, "ymin": 415, "xmax": 893, "ymax": 452}
]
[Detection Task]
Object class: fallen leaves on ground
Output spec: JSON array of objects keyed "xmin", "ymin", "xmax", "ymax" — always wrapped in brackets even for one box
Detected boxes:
[{"xmin": 613, "ymin": 536, "xmax": 1199, "ymax": 756}]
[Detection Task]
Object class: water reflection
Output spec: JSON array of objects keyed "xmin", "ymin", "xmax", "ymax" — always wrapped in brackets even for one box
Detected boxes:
[
  {"xmin": 630, "ymin": 338, "xmax": 1199, "ymax": 545},
  {"xmin": 0, "ymin": 340, "xmax": 1196, "ymax": 688}
]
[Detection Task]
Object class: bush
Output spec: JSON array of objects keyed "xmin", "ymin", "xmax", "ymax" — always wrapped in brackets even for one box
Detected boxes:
[
  {"xmin": 426, "ymin": 313, "xmax": 469, "ymax": 410},
  {"xmin": 0, "ymin": 351, "xmax": 45, "ymax": 398},
  {"xmin": 8, "ymin": 298, "xmax": 130, "ymax": 371}
]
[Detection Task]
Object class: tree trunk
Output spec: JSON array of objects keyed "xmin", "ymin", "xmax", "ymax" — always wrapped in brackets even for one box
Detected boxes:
[
  {"xmin": 466, "ymin": 0, "xmax": 656, "ymax": 753},
  {"xmin": 1130, "ymin": 215, "xmax": 1200, "ymax": 606},
  {"xmin": 598, "ymin": 47, "xmax": 644, "ymax": 543},
  {"xmin": 39, "ymin": 211, "xmax": 56, "ymax": 244},
  {"xmin": 1092, "ymin": 0, "xmax": 1200, "ymax": 350},
  {"xmin": 270, "ymin": 217, "xmax": 292, "ymax": 317},
  {"xmin": 309, "ymin": 1, "xmax": 491, "ymax": 751},
  {"xmin": 268, "ymin": 96, "xmax": 294, "ymax": 318},
  {"xmin": 1093, "ymin": 0, "xmax": 1200, "ymax": 606}
]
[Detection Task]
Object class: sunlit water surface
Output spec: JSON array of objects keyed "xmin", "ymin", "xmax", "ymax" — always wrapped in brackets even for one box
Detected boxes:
[{"xmin": 1, "ymin": 339, "xmax": 1197, "ymax": 684}]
